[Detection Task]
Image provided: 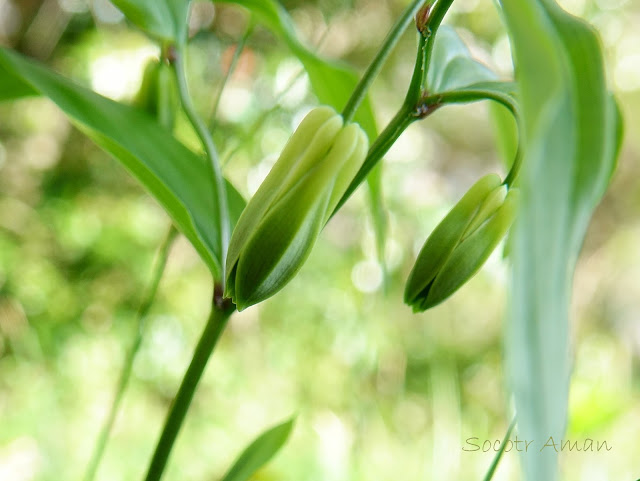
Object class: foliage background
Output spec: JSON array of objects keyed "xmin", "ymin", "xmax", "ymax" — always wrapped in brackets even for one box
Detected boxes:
[{"xmin": 0, "ymin": 0, "xmax": 639, "ymax": 480}]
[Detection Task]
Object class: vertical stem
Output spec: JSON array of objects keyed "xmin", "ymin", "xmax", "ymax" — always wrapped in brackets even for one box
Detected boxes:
[
  {"xmin": 83, "ymin": 226, "xmax": 178, "ymax": 481},
  {"xmin": 503, "ymin": 148, "xmax": 522, "ymax": 187},
  {"xmin": 144, "ymin": 288, "xmax": 235, "ymax": 481},
  {"xmin": 172, "ymin": 45, "xmax": 231, "ymax": 285},
  {"xmin": 341, "ymin": 0, "xmax": 428, "ymax": 122},
  {"xmin": 404, "ymin": 26, "xmax": 429, "ymax": 107}
]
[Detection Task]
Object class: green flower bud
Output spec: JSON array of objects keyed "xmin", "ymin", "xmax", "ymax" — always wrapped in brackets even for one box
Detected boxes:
[
  {"xmin": 405, "ymin": 174, "xmax": 519, "ymax": 312},
  {"xmin": 225, "ymin": 106, "xmax": 369, "ymax": 310},
  {"xmin": 134, "ymin": 59, "xmax": 179, "ymax": 130}
]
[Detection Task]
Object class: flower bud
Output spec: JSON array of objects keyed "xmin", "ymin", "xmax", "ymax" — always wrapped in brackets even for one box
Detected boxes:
[
  {"xmin": 405, "ymin": 174, "xmax": 519, "ymax": 312},
  {"xmin": 134, "ymin": 59, "xmax": 179, "ymax": 130},
  {"xmin": 225, "ymin": 106, "xmax": 369, "ymax": 310}
]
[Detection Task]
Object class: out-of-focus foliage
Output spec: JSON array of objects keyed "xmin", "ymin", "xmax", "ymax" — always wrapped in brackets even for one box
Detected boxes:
[
  {"xmin": 503, "ymin": 0, "xmax": 620, "ymax": 479},
  {"xmin": 0, "ymin": 1, "xmax": 639, "ymax": 481}
]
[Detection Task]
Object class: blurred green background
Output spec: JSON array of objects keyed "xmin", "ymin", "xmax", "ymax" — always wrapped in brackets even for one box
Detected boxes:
[{"xmin": 1, "ymin": 0, "xmax": 639, "ymax": 480}]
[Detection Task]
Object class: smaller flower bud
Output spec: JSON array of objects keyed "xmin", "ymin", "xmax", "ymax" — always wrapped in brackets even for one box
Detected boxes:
[
  {"xmin": 405, "ymin": 174, "xmax": 519, "ymax": 312},
  {"xmin": 226, "ymin": 106, "xmax": 369, "ymax": 310},
  {"xmin": 134, "ymin": 59, "xmax": 179, "ymax": 130}
]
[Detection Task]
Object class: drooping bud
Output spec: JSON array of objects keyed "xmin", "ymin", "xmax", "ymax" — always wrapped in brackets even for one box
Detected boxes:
[
  {"xmin": 134, "ymin": 59, "xmax": 179, "ymax": 130},
  {"xmin": 404, "ymin": 174, "xmax": 519, "ymax": 312},
  {"xmin": 225, "ymin": 106, "xmax": 369, "ymax": 310}
]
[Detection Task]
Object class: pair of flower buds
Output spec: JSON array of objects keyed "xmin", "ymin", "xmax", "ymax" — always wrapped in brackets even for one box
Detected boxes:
[{"xmin": 225, "ymin": 106, "xmax": 518, "ymax": 311}]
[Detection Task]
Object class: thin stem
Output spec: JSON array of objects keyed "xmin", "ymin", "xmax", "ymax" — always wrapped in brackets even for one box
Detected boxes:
[
  {"xmin": 404, "ymin": 19, "xmax": 430, "ymax": 107},
  {"xmin": 208, "ymin": 20, "xmax": 254, "ymax": 131},
  {"xmin": 172, "ymin": 45, "xmax": 230, "ymax": 285},
  {"xmin": 503, "ymin": 147, "xmax": 522, "ymax": 187},
  {"xmin": 144, "ymin": 289, "xmax": 235, "ymax": 481},
  {"xmin": 419, "ymin": 89, "xmax": 517, "ymax": 115},
  {"xmin": 83, "ymin": 226, "xmax": 178, "ymax": 481},
  {"xmin": 482, "ymin": 417, "xmax": 516, "ymax": 481},
  {"xmin": 416, "ymin": 89, "xmax": 521, "ymax": 185},
  {"xmin": 342, "ymin": 0, "xmax": 428, "ymax": 122}
]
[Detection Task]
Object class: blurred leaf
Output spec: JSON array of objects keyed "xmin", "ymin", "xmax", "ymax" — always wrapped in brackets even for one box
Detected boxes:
[
  {"xmin": 501, "ymin": 1, "xmax": 621, "ymax": 480},
  {"xmin": 0, "ymin": 48, "xmax": 245, "ymax": 278},
  {"xmin": 427, "ymin": 26, "xmax": 496, "ymax": 93},
  {"xmin": 220, "ymin": 418, "xmax": 294, "ymax": 481},
  {"xmin": 216, "ymin": 0, "xmax": 387, "ymax": 269},
  {"xmin": 0, "ymin": 66, "xmax": 37, "ymax": 100},
  {"xmin": 110, "ymin": 0, "xmax": 190, "ymax": 42}
]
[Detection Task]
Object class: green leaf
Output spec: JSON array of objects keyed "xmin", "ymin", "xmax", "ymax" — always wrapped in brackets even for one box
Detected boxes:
[
  {"xmin": 426, "ymin": 27, "xmax": 520, "ymax": 155},
  {"xmin": 427, "ymin": 26, "xmax": 496, "ymax": 93},
  {"xmin": 215, "ymin": 0, "xmax": 387, "ymax": 270},
  {"xmin": 501, "ymin": 1, "xmax": 621, "ymax": 481},
  {"xmin": 110, "ymin": 0, "xmax": 190, "ymax": 42},
  {"xmin": 0, "ymin": 64, "xmax": 37, "ymax": 100},
  {"xmin": 0, "ymin": 47, "xmax": 245, "ymax": 278},
  {"xmin": 220, "ymin": 418, "xmax": 294, "ymax": 481}
]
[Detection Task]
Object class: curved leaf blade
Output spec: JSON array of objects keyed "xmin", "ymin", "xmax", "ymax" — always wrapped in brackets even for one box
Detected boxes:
[
  {"xmin": 220, "ymin": 418, "xmax": 294, "ymax": 481},
  {"xmin": 501, "ymin": 1, "xmax": 621, "ymax": 481},
  {"xmin": 427, "ymin": 25, "xmax": 497, "ymax": 93},
  {"xmin": 110, "ymin": 0, "xmax": 190, "ymax": 42},
  {"xmin": 0, "ymin": 47, "xmax": 245, "ymax": 278}
]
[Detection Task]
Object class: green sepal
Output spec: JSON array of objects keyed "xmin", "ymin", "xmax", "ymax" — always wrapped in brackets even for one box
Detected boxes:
[
  {"xmin": 227, "ymin": 107, "xmax": 367, "ymax": 310},
  {"xmin": 225, "ymin": 106, "xmax": 339, "ymax": 289}
]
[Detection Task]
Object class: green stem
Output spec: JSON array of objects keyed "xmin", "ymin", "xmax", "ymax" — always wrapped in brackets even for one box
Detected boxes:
[
  {"xmin": 482, "ymin": 417, "xmax": 516, "ymax": 481},
  {"xmin": 342, "ymin": 0, "xmax": 428, "ymax": 122},
  {"xmin": 144, "ymin": 289, "xmax": 235, "ymax": 481},
  {"xmin": 404, "ymin": 19, "xmax": 430, "ymax": 107},
  {"xmin": 83, "ymin": 226, "xmax": 177, "ymax": 481},
  {"xmin": 503, "ymin": 147, "xmax": 522, "ymax": 187},
  {"xmin": 419, "ymin": 89, "xmax": 517, "ymax": 114},
  {"xmin": 416, "ymin": 89, "xmax": 521, "ymax": 185},
  {"xmin": 172, "ymin": 45, "xmax": 231, "ymax": 285}
]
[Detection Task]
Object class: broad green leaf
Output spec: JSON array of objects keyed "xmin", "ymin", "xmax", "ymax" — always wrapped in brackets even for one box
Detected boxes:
[
  {"xmin": 0, "ymin": 47, "xmax": 245, "ymax": 278},
  {"xmin": 110, "ymin": 0, "xmax": 190, "ymax": 43},
  {"xmin": 501, "ymin": 1, "xmax": 620, "ymax": 481},
  {"xmin": 215, "ymin": 0, "xmax": 387, "ymax": 270},
  {"xmin": 427, "ymin": 26, "xmax": 496, "ymax": 93},
  {"xmin": 220, "ymin": 418, "xmax": 294, "ymax": 481},
  {"xmin": 427, "ymin": 27, "xmax": 520, "ymax": 158}
]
